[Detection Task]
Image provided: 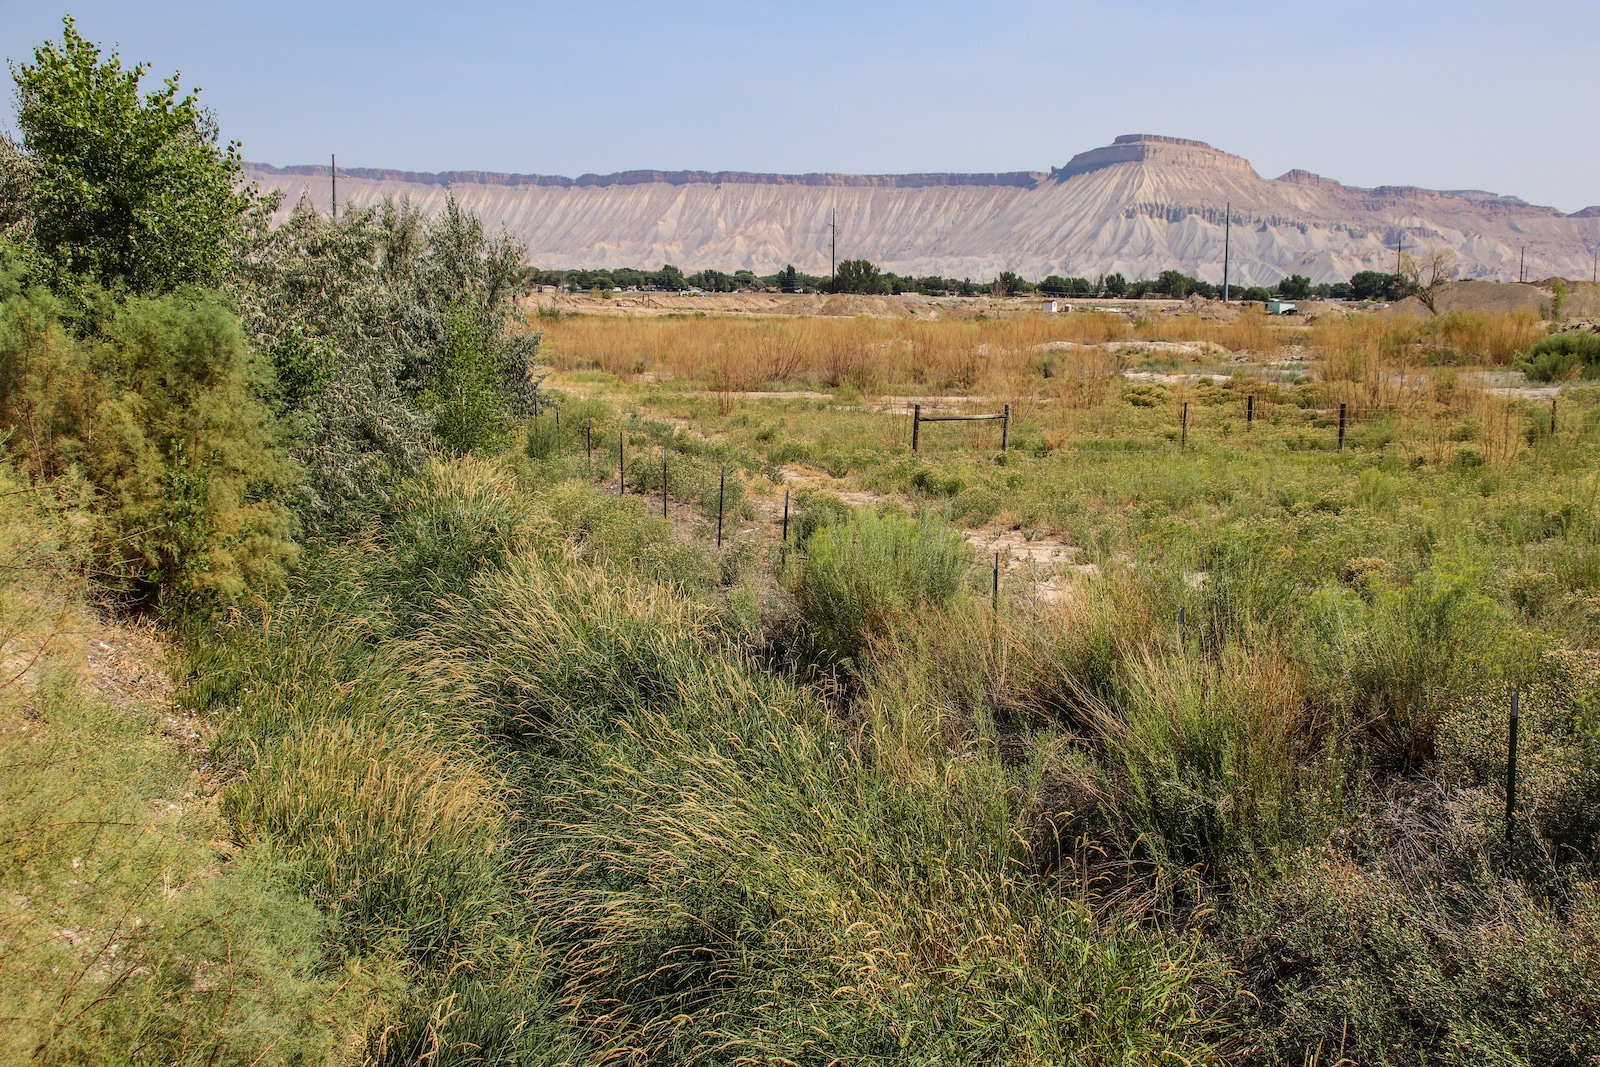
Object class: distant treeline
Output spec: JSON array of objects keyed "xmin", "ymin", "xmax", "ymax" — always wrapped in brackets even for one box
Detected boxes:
[{"xmin": 527, "ymin": 262, "xmax": 1410, "ymax": 302}]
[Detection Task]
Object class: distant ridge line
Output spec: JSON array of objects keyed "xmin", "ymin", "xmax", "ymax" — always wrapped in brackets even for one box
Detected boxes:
[{"xmin": 245, "ymin": 162, "xmax": 1046, "ymax": 190}]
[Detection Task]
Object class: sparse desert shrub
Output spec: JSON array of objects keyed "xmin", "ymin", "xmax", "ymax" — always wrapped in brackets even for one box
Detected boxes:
[
  {"xmin": 792, "ymin": 507, "xmax": 970, "ymax": 661},
  {"xmin": 1220, "ymin": 854, "xmax": 1600, "ymax": 1066},
  {"xmin": 1521, "ymin": 330, "xmax": 1600, "ymax": 381}
]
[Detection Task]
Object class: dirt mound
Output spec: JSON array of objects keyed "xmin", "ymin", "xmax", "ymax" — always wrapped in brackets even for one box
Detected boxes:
[
  {"xmin": 1552, "ymin": 280, "xmax": 1600, "ymax": 319},
  {"xmin": 814, "ymin": 294, "xmax": 915, "ymax": 318},
  {"xmin": 1435, "ymin": 280, "xmax": 1550, "ymax": 316},
  {"xmin": 1377, "ymin": 282, "xmax": 1551, "ymax": 320}
]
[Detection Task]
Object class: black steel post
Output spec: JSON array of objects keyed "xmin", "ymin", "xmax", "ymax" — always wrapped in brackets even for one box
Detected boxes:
[
  {"xmin": 619, "ymin": 431, "xmax": 625, "ymax": 495},
  {"xmin": 1181, "ymin": 402, "xmax": 1189, "ymax": 450},
  {"xmin": 1552, "ymin": 397, "xmax": 1558, "ymax": 436},
  {"xmin": 781, "ymin": 488, "xmax": 789, "ymax": 543},
  {"xmin": 662, "ymin": 454, "xmax": 668, "ymax": 518},
  {"xmin": 1178, "ymin": 606, "xmax": 1186, "ymax": 644},
  {"xmin": 1507, "ymin": 690, "xmax": 1520, "ymax": 850},
  {"xmin": 992, "ymin": 552, "xmax": 999, "ymax": 612},
  {"xmin": 1001, "ymin": 403, "xmax": 1010, "ymax": 453},
  {"xmin": 1338, "ymin": 403, "xmax": 1347, "ymax": 451},
  {"xmin": 716, "ymin": 466, "xmax": 726, "ymax": 548},
  {"xmin": 1247, "ymin": 394, "xmax": 1254, "ymax": 427}
]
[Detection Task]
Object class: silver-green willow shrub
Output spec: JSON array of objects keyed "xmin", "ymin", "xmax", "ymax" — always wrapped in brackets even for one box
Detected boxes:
[{"xmin": 235, "ymin": 194, "xmax": 547, "ymax": 533}]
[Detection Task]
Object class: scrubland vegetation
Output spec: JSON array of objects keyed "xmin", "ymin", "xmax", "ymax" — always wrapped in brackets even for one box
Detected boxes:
[{"xmin": 7, "ymin": 17, "xmax": 1600, "ymax": 1067}]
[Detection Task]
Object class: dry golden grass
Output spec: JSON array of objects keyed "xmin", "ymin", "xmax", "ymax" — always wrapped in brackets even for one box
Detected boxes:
[
  {"xmin": 527, "ymin": 306, "xmax": 1545, "ymax": 402},
  {"xmin": 524, "ymin": 310, "xmax": 1292, "ymax": 394}
]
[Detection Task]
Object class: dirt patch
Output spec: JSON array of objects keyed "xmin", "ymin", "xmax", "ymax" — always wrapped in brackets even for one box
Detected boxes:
[{"xmin": 964, "ymin": 527, "xmax": 1098, "ymax": 606}]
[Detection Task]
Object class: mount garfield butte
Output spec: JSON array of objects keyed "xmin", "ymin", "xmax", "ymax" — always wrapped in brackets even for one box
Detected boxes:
[{"xmin": 246, "ymin": 134, "xmax": 1600, "ymax": 286}]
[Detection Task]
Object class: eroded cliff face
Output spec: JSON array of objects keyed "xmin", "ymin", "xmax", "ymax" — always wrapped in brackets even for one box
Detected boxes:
[{"xmin": 247, "ymin": 135, "xmax": 1600, "ymax": 285}]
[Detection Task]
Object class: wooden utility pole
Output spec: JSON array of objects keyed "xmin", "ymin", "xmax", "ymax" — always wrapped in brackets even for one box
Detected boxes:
[
  {"xmin": 331, "ymin": 155, "xmax": 337, "ymax": 217},
  {"xmin": 830, "ymin": 207, "xmax": 838, "ymax": 293},
  {"xmin": 1520, "ymin": 245, "xmax": 1526, "ymax": 284},
  {"xmin": 1222, "ymin": 201, "xmax": 1231, "ymax": 302}
]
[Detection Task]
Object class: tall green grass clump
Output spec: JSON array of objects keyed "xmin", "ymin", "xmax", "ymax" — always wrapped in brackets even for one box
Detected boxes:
[
  {"xmin": 1299, "ymin": 555, "xmax": 1533, "ymax": 768},
  {"xmin": 382, "ymin": 456, "xmax": 542, "ymax": 628},
  {"xmin": 1080, "ymin": 645, "xmax": 1342, "ymax": 890},
  {"xmin": 419, "ymin": 550, "xmax": 1222, "ymax": 1064},
  {"xmin": 792, "ymin": 507, "xmax": 970, "ymax": 660},
  {"xmin": 186, "ymin": 533, "xmax": 573, "ymax": 1064}
]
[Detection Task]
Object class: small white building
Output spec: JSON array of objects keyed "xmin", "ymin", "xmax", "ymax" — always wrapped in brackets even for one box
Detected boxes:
[
  {"xmin": 1041, "ymin": 298, "xmax": 1060, "ymax": 313},
  {"xmin": 1265, "ymin": 299, "xmax": 1297, "ymax": 315}
]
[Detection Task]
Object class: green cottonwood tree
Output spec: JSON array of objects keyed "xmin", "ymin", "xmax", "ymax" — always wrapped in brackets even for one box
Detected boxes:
[
  {"xmin": 11, "ymin": 16, "xmax": 265, "ymax": 295},
  {"xmin": 834, "ymin": 259, "xmax": 887, "ymax": 295}
]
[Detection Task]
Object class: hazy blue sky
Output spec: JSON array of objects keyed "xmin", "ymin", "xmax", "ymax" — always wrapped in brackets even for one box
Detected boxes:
[{"xmin": 3, "ymin": 1, "xmax": 1598, "ymax": 211}]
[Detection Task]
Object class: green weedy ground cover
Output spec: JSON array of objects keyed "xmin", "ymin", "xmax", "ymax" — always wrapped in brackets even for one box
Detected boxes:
[{"xmin": 6, "ymin": 19, "xmax": 1600, "ymax": 1051}]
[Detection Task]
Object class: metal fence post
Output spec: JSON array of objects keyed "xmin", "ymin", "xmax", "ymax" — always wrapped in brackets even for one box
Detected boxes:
[
  {"xmin": 992, "ymin": 552, "xmax": 999, "ymax": 612},
  {"xmin": 781, "ymin": 488, "xmax": 790, "ymax": 543},
  {"xmin": 716, "ymin": 466, "xmax": 726, "ymax": 548},
  {"xmin": 1506, "ymin": 689, "xmax": 1520, "ymax": 850},
  {"xmin": 912, "ymin": 404, "xmax": 921, "ymax": 453},
  {"xmin": 1001, "ymin": 403, "xmax": 1011, "ymax": 453},
  {"xmin": 1181, "ymin": 402, "xmax": 1188, "ymax": 450},
  {"xmin": 619, "ymin": 430, "xmax": 625, "ymax": 495},
  {"xmin": 1247, "ymin": 394, "xmax": 1254, "ymax": 427},
  {"xmin": 1338, "ymin": 402, "xmax": 1347, "ymax": 451},
  {"xmin": 662, "ymin": 453, "xmax": 668, "ymax": 518}
]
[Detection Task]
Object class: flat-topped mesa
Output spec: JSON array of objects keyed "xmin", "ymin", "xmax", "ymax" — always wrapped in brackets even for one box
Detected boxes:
[
  {"xmin": 1277, "ymin": 169, "xmax": 1342, "ymax": 188},
  {"xmin": 245, "ymin": 161, "xmax": 1045, "ymax": 190},
  {"xmin": 1051, "ymin": 134, "xmax": 1258, "ymax": 181},
  {"xmin": 244, "ymin": 133, "xmax": 1598, "ymax": 283}
]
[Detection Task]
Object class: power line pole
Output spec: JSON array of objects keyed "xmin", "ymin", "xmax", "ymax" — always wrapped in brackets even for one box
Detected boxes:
[
  {"xmin": 1520, "ymin": 245, "xmax": 1526, "ymax": 284},
  {"xmin": 1395, "ymin": 231, "xmax": 1402, "ymax": 277},
  {"xmin": 1222, "ymin": 201, "xmax": 1231, "ymax": 303},
  {"xmin": 330, "ymin": 154, "xmax": 337, "ymax": 218},
  {"xmin": 830, "ymin": 207, "xmax": 838, "ymax": 294}
]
